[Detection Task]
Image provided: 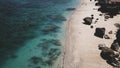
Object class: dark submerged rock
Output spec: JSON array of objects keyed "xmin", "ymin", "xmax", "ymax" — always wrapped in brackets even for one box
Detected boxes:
[
  {"xmin": 66, "ymin": 8, "xmax": 76, "ymax": 11},
  {"xmin": 50, "ymin": 39, "xmax": 61, "ymax": 46},
  {"xmin": 36, "ymin": 39, "xmax": 61, "ymax": 66},
  {"xmin": 35, "ymin": 66, "xmax": 41, "ymax": 68},
  {"xmin": 83, "ymin": 17, "xmax": 93, "ymax": 25},
  {"xmin": 38, "ymin": 39, "xmax": 61, "ymax": 48},
  {"xmin": 45, "ymin": 59, "xmax": 53, "ymax": 66},
  {"xmin": 10, "ymin": 54, "xmax": 18, "ymax": 59},
  {"xmin": 48, "ymin": 48, "xmax": 61, "ymax": 59},
  {"xmin": 94, "ymin": 28, "xmax": 105, "ymax": 38},
  {"xmin": 29, "ymin": 56, "xmax": 42, "ymax": 64},
  {"xmin": 47, "ymin": 15, "xmax": 67, "ymax": 22},
  {"xmin": 41, "ymin": 25, "xmax": 59, "ymax": 34},
  {"xmin": 40, "ymin": 48, "xmax": 61, "ymax": 66}
]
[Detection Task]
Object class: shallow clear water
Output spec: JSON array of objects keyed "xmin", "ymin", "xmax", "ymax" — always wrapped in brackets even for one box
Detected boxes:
[{"xmin": 0, "ymin": 0, "xmax": 80, "ymax": 68}]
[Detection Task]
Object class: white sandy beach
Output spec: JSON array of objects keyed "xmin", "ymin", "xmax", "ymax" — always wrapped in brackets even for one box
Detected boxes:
[{"xmin": 60, "ymin": 0, "xmax": 120, "ymax": 68}]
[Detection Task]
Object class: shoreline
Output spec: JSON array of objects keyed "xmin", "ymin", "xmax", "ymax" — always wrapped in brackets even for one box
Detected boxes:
[
  {"xmin": 58, "ymin": 0, "xmax": 83, "ymax": 68},
  {"xmin": 60, "ymin": 0, "xmax": 120, "ymax": 68}
]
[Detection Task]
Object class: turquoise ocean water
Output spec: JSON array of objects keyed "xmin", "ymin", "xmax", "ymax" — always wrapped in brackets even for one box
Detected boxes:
[{"xmin": 0, "ymin": 0, "xmax": 80, "ymax": 68}]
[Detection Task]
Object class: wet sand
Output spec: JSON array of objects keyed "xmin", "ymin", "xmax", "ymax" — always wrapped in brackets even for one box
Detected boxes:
[{"xmin": 60, "ymin": 0, "xmax": 120, "ymax": 68}]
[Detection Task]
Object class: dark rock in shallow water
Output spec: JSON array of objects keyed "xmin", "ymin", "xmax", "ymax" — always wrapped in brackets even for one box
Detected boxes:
[
  {"xmin": 10, "ymin": 54, "xmax": 18, "ymax": 59},
  {"xmin": 45, "ymin": 59, "xmax": 53, "ymax": 66},
  {"xmin": 50, "ymin": 39, "xmax": 61, "ymax": 46},
  {"xmin": 38, "ymin": 39, "xmax": 61, "ymax": 49},
  {"xmin": 29, "ymin": 56, "xmax": 42, "ymax": 64},
  {"xmin": 66, "ymin": 8, "xmax": 75, "ymax": 11},
  {"xmin": 37, "ymin": 39, "xmax": 61, "ymax": 61},
  {"xmin": 83, "ymin": 17, "xmax": 93, "ymax": 25},
  {"xmin": 46, "ymin": 15, "xmax": 67, "ymax": 22},
  {"xmin": 48, "ymin": 48, "xmax": 61, "ymax": 59},
  {"xmin": 44, "ymin": 48, "xmax": 61, "ymax": 65},
  {"xmin": 94, "ymin": 28, "xmax": 105, "ymax": 38},
  {"xmin": 35, "ymin": 66, "xmax": 41, "ymax": 68},
  {"xmin": 41, "ymin": 47, "xmax": 61, "ymax": 60},
  {"xmin": 41, "ymin": 25, "xmax": 59, "ymax": 34}
]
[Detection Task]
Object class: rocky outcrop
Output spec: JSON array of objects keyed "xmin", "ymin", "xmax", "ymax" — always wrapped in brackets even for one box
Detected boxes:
[
  {"xmin": 83, "ymin": 17, "xmax": 93, "ymax": 25},
  {"xmin": 94, "ymin": 28, "xmax": 105, "ymax": 38}
]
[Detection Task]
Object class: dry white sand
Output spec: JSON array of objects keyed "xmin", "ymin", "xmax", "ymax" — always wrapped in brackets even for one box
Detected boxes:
[{"xmin": 59, "ymin": 0, "xmax": 120, "ymax": 68}]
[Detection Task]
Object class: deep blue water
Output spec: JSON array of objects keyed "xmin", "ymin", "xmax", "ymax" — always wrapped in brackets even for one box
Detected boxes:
[{"xmin": 0, "ymin": 0, "xmax": 79, "ymax": 68}]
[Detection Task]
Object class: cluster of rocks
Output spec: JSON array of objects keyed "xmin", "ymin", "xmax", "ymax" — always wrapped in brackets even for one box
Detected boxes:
[
  {"xmin": 28, "ymin": 47, "xmax": 61, "ymax": 68},
  {"xmin": 28, "ymin": 56, "xmax": 42, "ymax": 68},
  {"xmin": 98, "ymin": 28, "xmax": 120, "ymax": 67},
  {"xmin": 95, "ymin": 24, "xmax": 120, "ymax": 67},
  {"xmin": 82, "ymin": 15, "xmax": 111, "ymax": 39},
  {"xmin": 95, "ymin": 0, "xmax": 120, "ymax": 18},
  {"xmin": 83, "ymin": 15, "xmax": 111, "ymax": 39},
  {"xmin": 82, "ymin": 1, "xmax": 120, "ymax": 67},
  {"xmin": 98, "ymin": 44, "xmax": 120, "ymax": 67},
  {"xmin": 83, "ymin": 14, "xmax": 100, "ymax": 28},
  {"xmin": 94, "ymin": 28, "xmax": 110, "ymax": 39}
]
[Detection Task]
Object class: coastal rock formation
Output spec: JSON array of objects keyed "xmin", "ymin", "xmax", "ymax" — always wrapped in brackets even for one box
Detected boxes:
[
  {"xmin": 110, "ymin": 40, "xmax": 120, "ymax": 52},
  {"xmin": 116, "ymin": 29, "xmax": 120, "ymax": 44},
  {"xmin": 62, "ymin": 0, "xmax": 120, "ymax": 68},
  {"xmin": 94, "ymin": 28, "xmax": 105, "ymax": 38},
  {"xmin": 83, "ymin": 17, "xmax": 93, "ymax": 25},
  {"xmin": 96, "ymin": 0, "xmax": 120, "ymax": 18},
  {"xmin": 98, "ymin": 44, "xmax": 120, "ymax": 67}
]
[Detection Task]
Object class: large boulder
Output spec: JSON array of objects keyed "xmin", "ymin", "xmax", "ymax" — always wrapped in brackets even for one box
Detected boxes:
[
  {"xmin": 94, "ymin": 28, "xmax": 105, "ymax": 38},
  {"xmin": 110, "ymin": 40, "xmax": 120, "ymax": 52},
  {"xmin": 116, "ymin": 29, "xmax": 120, "ymax": 44},
  {"xmin": 83, "ymin": 17, "xmax": 93, "ymax": 25}
]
